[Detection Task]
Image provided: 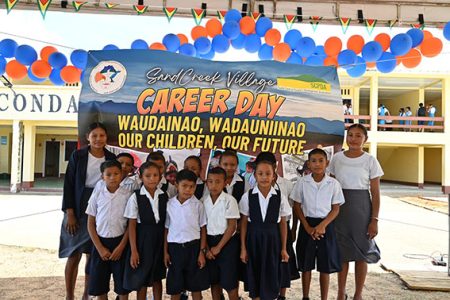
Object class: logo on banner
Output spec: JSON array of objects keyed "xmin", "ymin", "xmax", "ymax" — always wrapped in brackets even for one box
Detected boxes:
[
  {"xmin": 277, "ymin": 74, "xmax": 331, "ymax": 93},
  {"xmin": 90, "ymin": 61, "xmax": 127, "ymax": 94}
]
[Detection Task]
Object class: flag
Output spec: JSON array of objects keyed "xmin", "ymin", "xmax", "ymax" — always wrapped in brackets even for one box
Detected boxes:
[
  {"xmin": 310, "ymin": 16, "xmax": 322, "ymax": 32},
  {"xmin": 37, "ymin": 0, "xmax": 52, "ymax": 19},
  {"xmin": 410, "ymin": 23, "xmax": 425, "ymax": 30},
  {"xmin": 105, "ymin": 3, "xmax": 119, "ymax": 9},
  {"xmin": 133, "ymin": 5, "xmax": 148, "ymax": 15},
  {"xmin": 5, "ymin": 0, "xmax": 19, "ymax": 14},
  {"xmin": 365, "ymin": 19, "xmax": 377, "ymax": 36},
  {"xmin": 217, "ymin": 10, "xmax": 227, "ymax": 23},
  {"xmin": 72, "ymin": 1, "xmax": 87, "ymax": 12},
  {"xmin": 251, "ymin": 12, "xmax": 261, "ymax": 22},
  {"xmin": 163, "ymin": 7, "xmax": 177, "ymax": 23},
  {"xmin": 388, "ymin": 19, "xmax": 397, "ymax": 29},
  {"xmin": 191, "ymin": 8, "xmax": 206, "ymax": 25},
  {"xmin": 339, "ymin": 17, "xmax": 351, "ymax": 34},
  {"xmin": 284, "ymin": 15, "xmax": 296, "ymax": 30}
]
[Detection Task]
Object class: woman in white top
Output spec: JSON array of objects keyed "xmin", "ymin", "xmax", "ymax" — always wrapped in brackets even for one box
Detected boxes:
[{"xmin": 329, "ymin": 124, "xmax": 383, "ymax": 300}]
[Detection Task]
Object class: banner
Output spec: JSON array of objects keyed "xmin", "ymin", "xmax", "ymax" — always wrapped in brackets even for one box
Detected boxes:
[{"xmin": 79, "ymin": 50, "xmax": 344, "ymax": 179}]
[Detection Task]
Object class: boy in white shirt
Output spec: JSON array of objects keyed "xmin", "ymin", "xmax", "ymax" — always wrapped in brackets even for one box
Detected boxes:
[
  {"xmin": 291, "ymin": 148, "xmax": 345, "ymax": 300},
  {"xmin": 86, "ymin": 160, "xmax": 130, "ymax": 299}
]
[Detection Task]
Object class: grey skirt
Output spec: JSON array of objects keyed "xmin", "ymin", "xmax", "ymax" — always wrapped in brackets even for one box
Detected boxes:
[{"xmin": 335, "ymin": 189, "xmax": 380, "ymax": 264}]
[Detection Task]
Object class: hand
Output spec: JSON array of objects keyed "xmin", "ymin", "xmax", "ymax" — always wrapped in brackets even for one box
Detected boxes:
[
  {"xmin": 313, "ymin": 224, "xmax": 326, "ymax": 240},
  {"xmin": 305, "ymin": 225, "xmax": 315, "ymax": 237},
  {"xmin": 198, "ymin": 252, "xmax": 206, "ymax": 269},
  {"xmin": 65, "ymin": 212, "xmax": 79, "ymax": 235},
  {"xmin": 130, "ymin": 250, "xmax": 140, "ymax": 269},
  {"xmin": 110, "ymin": 244, "xmax": 125, "ymax": 261},
  {"xmin": 281, "ymin": 249, "xmax": 289, "ymax": 263},
  {"xmin": 240, "ymin": 248, "xmax": 248, "ymax": 264},
  {"xmin": 98, "ymin": 246, "xmax": 111, "ymax": 261},
  {"xmin": 367, "ymin": 219, "xmax": 378, "ymax": 240},
  {"xmin": 164, "ymin": 252, "xmax": 171, "ymax": 268},
  {"xmin": 206, "ymin": 250, "xmax": 215, "ymax": 260},
  {"xmin": 210, "ymin": 246, "xmax": 221, "ymax": 257}
]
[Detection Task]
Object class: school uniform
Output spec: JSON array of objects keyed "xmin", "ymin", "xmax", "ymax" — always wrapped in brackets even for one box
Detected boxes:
[
  {"xmin": 123, "ymin": 186, "xmax": 168, "ymax": 291},
  {"xmin": 159, "ymin": 177, "xmax": 177, "ymax": 198},
  {"xmin": 291, "ymin": 174, "xmax": 345, "ymax": 273},
  {"xmin": 239, "ymin": 186, "xmax": 291, "ymax": 300},
  {"xmin": 224, "ymin": 173, "xmax": 250, "ymax": 203},
  {"xmin": 202, "ymin": 191, "xmax": 240, "ymax": 291},
  {"xmin": 195, "ymin": 177, "xmax": 206, "ymax": 200},
  {"xmin": 85, "ymin": 183, "xmax": 130, "ymax": 296},
  {"xmin": 59, "ymin": 146, "xmax": 116, "ymax": 258},
  {"xmin": 165, "ymin": 195, "xmax": 209, "ymax": 295}
]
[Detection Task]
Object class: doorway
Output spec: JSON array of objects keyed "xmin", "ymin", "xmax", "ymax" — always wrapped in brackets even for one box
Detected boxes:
[{"xmin": 45, "ymin": 140, "xmax": 60, "ymax": 177}]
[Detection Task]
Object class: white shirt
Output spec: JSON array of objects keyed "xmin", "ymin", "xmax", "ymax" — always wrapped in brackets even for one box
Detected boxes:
[
  {"xmin": 159, "ymin": 177, "xmax": 177, "ymax": 198},
  {"xmin": 239, "ymin": 186, "xmax": 291, "ymax": 222},
  {"xmin": 85, "ymin": 152, "xmax": 105, "ymax": 188},
  {"xmin": 225, "ymin": 173, "xmax": 250, "ymax": 199},
  {"xmin": 290, "ymin": 174, "xmax": 345, "ymax": 218},
  {"xmin": 165, "ymin": 196, "xmax": 207, "ymax": 243},
  {"xmin": 429, "ymin": 106, "xmax": 436, "ymax": 115},
  {"xmin": 275, "ymin": 176, "xmax": 295, "ymax": 220},
  {"xmin": 329, "ymin": 151, "xmax": 384, "ymax": 190},
  {"xmin": 85, "ymin": 183, "xmax": 129, "ymax": 238},
  {"xmin": 93, "ymin": 174, "xmax": 141, "ymax": 194},
  {"xmin": 202, "ymin": 191, "xmax": 240, "ymax": 235},
  {"xmin": 123, "ymin": 186, "xmax": 165, "ymax": 223}
]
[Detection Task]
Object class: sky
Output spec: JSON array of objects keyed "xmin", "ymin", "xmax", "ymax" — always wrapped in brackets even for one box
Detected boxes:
[{"xmin": 0, "ymin": 9, "xmax": 449, "ymax": 74}]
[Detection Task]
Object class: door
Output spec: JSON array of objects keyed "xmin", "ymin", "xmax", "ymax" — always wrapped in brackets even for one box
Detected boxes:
[{"xmin": 45, "ymin": 140, "xmax": 60, "ymax": 177}]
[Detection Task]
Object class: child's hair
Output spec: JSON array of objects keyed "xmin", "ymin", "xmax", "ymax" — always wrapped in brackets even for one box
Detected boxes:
[
  {"xmin": 139, "ymin": 161, "xmax": 162, "ymax": 177},
  {"xmin": 254, "ymin": 155, "xmax": 276, "ymax": 171},
  {"xmin": 255, "ymin": 151, "xmax": 276, "ymax": 165},
  {"xmin": 100, "ymin": 159, "xmax": 121, "ymax": 173},
  {"xmin": 219, "ymin": 148, "xmax": 239, "ymax": 164},
  {"xmin": 87, "ymin": 122, "xmax": 107, "ymax": 135},
  {"xmin": 146, "ymin": 151, "xmax": 165, "ymax": 163},
  {"xmin": 184, "ymin": 155, "xmax": 202, "ymax": 170},
  {"xmin": 117, "ymin": 152, "xmax": 135, "ymax": 166},
  {"xmin": 308, "ymin": 148, "xmax": 328, "ymax": 160},
  {"xmin": 176, "ymin": 169, "xmax": 197, "ymax": 184},
  {"xmin": 208, "ymin": 166, "xmax": 227, "ymax": 180},
  {"xmin": 347, "ymin": 123, "xmax": 368, "ymax": 137}
]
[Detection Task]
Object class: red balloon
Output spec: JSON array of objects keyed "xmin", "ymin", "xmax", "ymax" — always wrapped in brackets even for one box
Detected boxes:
[
  {"xmin": 149, "ymin": 43, "xmax": 167, "ymax": 50},
  {"xmin": 422, "ymin": 30, "xmax": 433, "ymax": 40},
  {"xmin": 420, "ymin": 37, "xmax": 443, "ymax": 57},
  {"xmin": 347, "ymin": 35, "xmax": 365, "ymax": 54},
  {"xmin": 40, "ymin": 46, "xmax": 57, "ymax": 62},
  {"xmin": 324, "ymin": 56, "xmax": 338, "ymax": 67},
  {"xmin": 324, "ymin": 37, "xmax": 342, "ymax": 56},
  {"xmin": 5, "ymin": 60, "xmax": 27, "ymax": 80},
  {"xmin": 240, "ymin": 16, "xmax": 256, "ymax": 35},
  {"xmin": 191, "ymin": 26, "xmax": 208, "ymax": 40},
  {"xmin": 31, "ymin": 60, "xmax": 52, "ymax": 78},
  {"xmin": 60, "ymin": 66, "xmax": 81, "ymax": 84},
  {"xmin": 265, "ymin": 29, "xmax": 281, "ymax": 46},
  {"xmin": 206, "ymin": 19, "xmax": 223, "ymax": 38},
  {"xmin": 400, "ymin": 49, "xmax": 421, "ymax": 68},
  {"xmin": 374, "ymin": 33, "xmax": 390, "ymax": 51},
  {"xmin": 177, "ymin": 34, "xmax": 189, "ymax": 45},
  {"xmin": 366, "ymin": 61, "xmax": 376, "ymax": 68},
  {"xmin": 273, "ymin": 43, "xmax": 291, "ymax": 62}
]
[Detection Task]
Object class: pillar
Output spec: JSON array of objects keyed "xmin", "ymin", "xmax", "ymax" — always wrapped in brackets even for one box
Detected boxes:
[
  {"xmin": 442, "ymin": 144, "xmax": 450, "ymax": 194},
  {"xmin": 369, "ymin": 141, "xmax": 377, "ymax": 158},
  {"xmin": 369, "ymin": 74, "xmax": 379, "ymax": 132},
  {"xmin": 353, "ymin": 86, "xmax": 360, "ymax": 115},
  {"xmin": 10, "ymin": 120, "xmax": 23, "ymax": 193},
  {"xmin": 22, "ymin": 122, "xmax": 36, "ymax": 189},
  {"xmin": 418, "ymin": 146, "xmax": 424, "ymax": 189},
  {"xmin": 443, "ymin": 77, "xmax": 450, "ymax": 134}
]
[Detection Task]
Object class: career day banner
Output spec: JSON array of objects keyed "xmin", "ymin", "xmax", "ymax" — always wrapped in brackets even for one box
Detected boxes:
[{"xmin": 79, "ymin": 50, "xmax": 344, "ymax": 179}]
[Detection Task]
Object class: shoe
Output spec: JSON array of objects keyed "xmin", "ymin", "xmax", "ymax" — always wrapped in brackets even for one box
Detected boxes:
[
  {"xmin": 221, "ymin": 292, "xmax": 225, "ymax": 300},
  {"xmin": 180, "ymin": 291, "xmax": 189, "ymax": 300},
  {"xmin": 302, "ymin": 298, "xmax": 310, "ymax": 300},
  {"xmin": 278, "ymin": 296, "xmax": 286, "ymax": 300}
]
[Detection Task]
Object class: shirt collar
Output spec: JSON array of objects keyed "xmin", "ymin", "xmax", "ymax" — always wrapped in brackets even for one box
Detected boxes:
[
  {"xmin": 304, "ymin": 173, "xmax": 331, "ymax": 184},
  {"xmin": 206, "ymin": 191, "xmax": 226, "ymax": 204},
  {"xmin": 196, "ymin": 178, "xmax": 204, "ymax": 185},
  {"xmin": 229, "ymin": 173, "xmax": 243, "ymax": 186},
  {"xmin": 252, "ymin": 185, "xmax": 277, "ymax": 198},
  {"xmin": 139, "ymin": 185, "xmax": 163, "ymax": 200},
  {"xmin": 175, "ymin": 195, "xmax": 196, "ymax": 205}
]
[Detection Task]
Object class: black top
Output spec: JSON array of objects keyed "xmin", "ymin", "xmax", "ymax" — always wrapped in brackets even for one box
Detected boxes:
[
  {"xmin": 248, "ymin": 188, "xmax": 281, "ymax": 224},
  {"xmin": 136, "ymin": 190, "xmax": 168, "ymax": 226}
]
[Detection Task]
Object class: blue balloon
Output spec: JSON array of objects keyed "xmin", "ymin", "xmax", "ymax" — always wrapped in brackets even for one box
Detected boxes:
[
  {"xmin": 296, "ymin": 37, "xmax": 316, "ymax": 57},
  {"xmin": 131, "ymin": 39, "xmax": 148, "ymax": 49},
  {"xmin": 163, "ymin": 34, "xmax": 180, "ymax": 52},
  {"xmin": 286, "ymin": 52, "xmax": 303, "ymax": 64},
  {"xmin": 406, "ymin": 29, "xmax": 424, "ymax": 48},
  {"xmin": 0, "ymin": 39, "xmax": 18, "ymax": 58},
  {"xmin": 376, "ymin": 52, "xmax": 397, "ymax": 73},
  {"xmin": 390, "ymin": 33, "xmax": 412, "ymax": 56},
  {"xmin": 444, "ymin": 21, "xmax": 450, "ymax": 41},
  {"xmin": 284, "ymin": 29, "xmax": 302, "ymax": 50},
  {"xmin": 258, "ymin": 44, "xmax": 273, "ymax": 60},
  {"xmin": 70, "ymin": 49, "xmax": 88, "ymax": 69},
  {"xmin": 305, "ymin": 55, "xmax": 324, "ymax": 66},
  {"xmin": 15, "ymin": 45, "xmax": 37, "ymax": 66},
  {"xmin": 225, "ymin": 9, "xmax": 242, "ymax": 23},
  {"xmin": 255, "ymin": 17, "xmax": 273, "ymax": 37},
  {"xmin": 103, "ymin": 44, "xmax": 119, "ymax": 50},
  {"xmin": 0, "ymin": 55, "xmax": 6, "ymax": 75},
  {"xmin": 244, "ymin": 34, "xmax": 261, "ymax": 53},
  {"xmin": 179, "ymin": 44, "xmax": 197, "ymax": 57},
  {"xmin": 338, "ymin": 50, "xmax": 357, "ymax": 69},
  {"xmin": 200, "ymin": 49, "xmax": 215, "ymax": 60},
  {"xmin": 48, "ymin": 52, "xmax": 67, "ymax": 69},
  {"xmin": 212, "ymin": 35, "xmax": 230, "ymax": 53},
  {"xmin": 223, "ymin": 21, "xmax": 241, "ymax": 40},
  {"xmin": 347, "ymin": 56, "xmax": 367, "ymax": 78},
  {"xmin": 362, "ymin": 41, "xmax": 383, "ymax": 62},
  {"xmin": 80, "ymin": 70, "xmax": 85, "ymax": 81},
  {"xmin": 314, "ymin": 45, "xmax": 326, "ymax": 56},
  {"xmin": 231, "ymin": 34, "xmax": 246, "ymax": 49},
  {"xmin": 28, "ymin": 68, "xmax": 45, "ymax": 83},
  {"xmin": 194, "ymin": 37, "xmax": 212, "ymax": 55},
  {"xmin": 49, "ymin": 69, "xmax": 65, "ymax": 85}
]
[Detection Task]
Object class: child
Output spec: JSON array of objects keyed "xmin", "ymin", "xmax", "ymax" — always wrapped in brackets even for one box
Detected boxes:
[
  {"xmin": 164, "ymin": 169, "xmax": 209, "ymax": 300},
  {"xmin": 59, "ymin": 122, "xmax": 116, "ymax": 300},
  {"xmin": 202, "ymin": 167, "xmax": 240, "ymax": 300},
  {"xmin": 123, "ymin": 162, "xmax": 168, "ymax": 300},
  {"xmin": 291, "ymin": 148, "xmax": 345, "ymax": 300},
  {"xmin": 184, "ymin": 155, "xmax": 206, "ymax": 200},
  {"xmin": 329, "ymin": 124, "xmax": 383, "ymax": 300},
  {"xmin": 239, "ymin": 155, "xmax": 291, "ymax": 300},
  {"xmin": 219, "ymin": 149, "xmax": 250, "ymax": 203},
  {"xmin": 146, "ymin": 151, "xmax": 177, "ymax": 198},
  {"xmin": 86, "ymin": 160, "xmax": 130, "ymax": 299}
]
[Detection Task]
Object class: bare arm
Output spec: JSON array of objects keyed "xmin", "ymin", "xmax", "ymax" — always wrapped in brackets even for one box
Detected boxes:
[
  {"xmin": 198, "ymin": 226, "xmax": 207, "ymax": 268},
  {"xmin": 279, "ymin": 217, "xmax": 289, "ymax": 262},
  {"xmin": 314, "ymin": 204, "xmax": 340, "ymax": 239},
  {"xmin": 87, "ymin": 215, "xmax": 110, "ymax": 260},
  {"xmin": 293, "ymin": 202, "xmax": 314, "ymax": 236},
  {"xmin": 128, "ymin": 219, "xmax": 139, "ymax": 268},
  {"xmin": 110, "ymin": 225, "xmax": 129, "ymax": 261},
  {"xmin": 368, "ymin": 177, "xmax": 381, "ymax": 239},
  {"xmin": 164, "ymin": 228, "xmax": 171, "ymax": 267},
  {"xmin": 240, "ymin": 215, "xmax": 248, "ymax": 263},
  {"xmin": 211, "ymin": 219, "xmax": 237, "ymax": 256}
]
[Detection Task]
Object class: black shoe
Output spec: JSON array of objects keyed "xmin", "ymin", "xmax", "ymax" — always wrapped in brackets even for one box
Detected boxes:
[
  {"xmin": 278, "ymin": 296, "xmax": 286, "ymax": 300},
  {"xmin": 180, "ymin": 291, "xmax": 189, "ymax": 300},
  {"xmin": 302, "ymin": 297, "xmax": 310, "ymax": 300},
  {"xmin": 221, "ymin": 293, "xmax": 225, "ymax": 300}
]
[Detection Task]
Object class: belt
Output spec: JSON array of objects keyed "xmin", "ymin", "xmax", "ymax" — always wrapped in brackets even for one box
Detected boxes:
[{"xmin": 171, "ymin": 239, "xmax": 199, "ymax": 248}]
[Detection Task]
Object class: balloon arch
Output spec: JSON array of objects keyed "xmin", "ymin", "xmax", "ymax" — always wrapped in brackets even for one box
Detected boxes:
[{"xmin": 1, "ymin": 9, "xmax": 450, "ymax": 85}]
